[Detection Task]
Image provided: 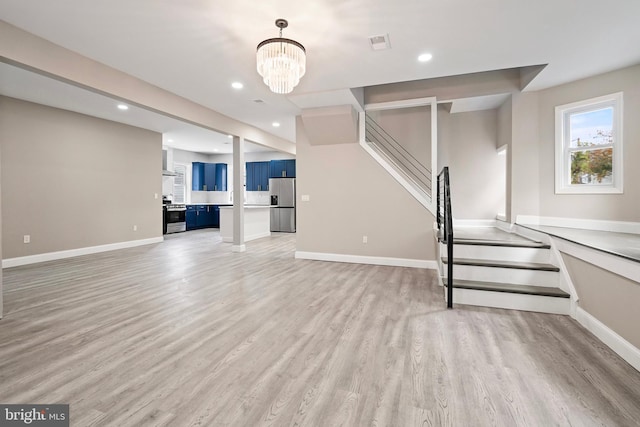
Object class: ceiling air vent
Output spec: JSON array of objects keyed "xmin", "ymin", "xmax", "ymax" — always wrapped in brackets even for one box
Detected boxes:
[
  {"xmin": 369, "ymin": 34, "xmax": 391, "ymax": 51},
  {"xmin": 253, "ymin": 99, "xmax": 265, "ymax": 104}
]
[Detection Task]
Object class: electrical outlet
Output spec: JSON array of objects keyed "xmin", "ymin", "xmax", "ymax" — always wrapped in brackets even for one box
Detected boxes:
[
  {"xmin": 154, "ymin": 193, "xmax": 158, "ymax": 199},
  {"xmin": 23, "ymin": 235, "xmax": 30, "ymax": 244},
  {"xmin": 362, "ymin": 235, "xmax": 368, "ymax": 244},
  {"xmin": 301, "ymin": 194, "xmax": 310, "ymax": 202},
  {"xmin": 133, "ymin": 225, "xmax": 138, "ymax": 231}
]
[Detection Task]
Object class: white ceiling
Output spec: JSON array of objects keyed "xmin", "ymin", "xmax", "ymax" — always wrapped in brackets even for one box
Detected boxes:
[
  {"xmin": 0, "ymin": 62, "xmax": 272, "ymax": 154},
  {"xmin": 1, "ymin": 0, "xmax": 639, "ymax": 146}
]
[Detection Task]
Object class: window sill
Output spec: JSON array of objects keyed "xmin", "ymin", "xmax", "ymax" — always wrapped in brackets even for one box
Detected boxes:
[{"xmin": 555, "ymin": 186, "xmax": 623, "ymax": 195}]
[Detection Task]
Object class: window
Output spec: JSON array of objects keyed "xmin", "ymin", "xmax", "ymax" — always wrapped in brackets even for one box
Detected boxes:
[
  {"xmin": 555, "ymin": 92, "xmax": 623, "ymax": 194},
  {"xmin": 173, "ymin": 164, "xmax": 186, "ymax": 203}
]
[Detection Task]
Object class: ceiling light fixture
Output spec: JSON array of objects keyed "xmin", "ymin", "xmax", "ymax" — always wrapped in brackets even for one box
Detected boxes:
[
  {"xmin": 231, "ymin": 82, "xmax": 244, "ymax": 89},
  {"xmin": 256, "ymin": 19, "xmax": 306, "ymax": 94},
  {"xmin": 418, "ymin": 53, "xmax": 433, "ymax": 62},
  {"xmin": 272, "ymin": 122, "xmax": 281, "ymax": 127},
  {"xmin": 117, "ymin": 104, "xmax": 129, "ymax": 110}
]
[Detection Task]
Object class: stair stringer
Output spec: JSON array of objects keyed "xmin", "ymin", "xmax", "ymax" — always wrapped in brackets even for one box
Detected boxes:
[{"xmin": 514, "ymin": 224, "xmax": 579, "ymax": 315}]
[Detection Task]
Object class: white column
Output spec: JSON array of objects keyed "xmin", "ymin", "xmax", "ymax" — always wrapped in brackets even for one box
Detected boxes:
[{"xmin": 232, "ymin": 136, "xmax": 246, "ymax": 252}]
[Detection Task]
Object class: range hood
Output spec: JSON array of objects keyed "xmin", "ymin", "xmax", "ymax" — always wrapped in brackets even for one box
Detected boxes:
[{"xmin": 162, "ymin": 150, "xmax": 177, "ymax": 176}]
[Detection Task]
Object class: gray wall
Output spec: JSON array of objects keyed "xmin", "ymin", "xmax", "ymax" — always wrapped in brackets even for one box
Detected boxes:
[
  {"xmin": 562, "ymin": 253, "xmax": 640, "ymax": 349},
  {"xmin": 367, "ymin": 106, "xmax": 431, "ymax": 168},
  {"xmin": 510, "ymin": 92, "xmax": 541, "ymax": 221},
  {"xmin": 535, "ymin": 64, "xmax": 640, "ymax": 221},
  {"xmin": 0, "ymin": 96, "xmax": 162, "ymax": 259},
  {"xmin": 296, "ymin": 116, "xmax": 435, "ymax": 261},
  {"xmin": 438, "ymin": 109, "xmax": 503, "ymax": 219},
  {"xmin": 497, "ymin": 97, "xmax": 512, "ymax": 220}
]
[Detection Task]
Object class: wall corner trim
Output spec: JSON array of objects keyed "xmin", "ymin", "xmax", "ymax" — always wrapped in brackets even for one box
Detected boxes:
[
  {"xmin": 575, "ymin": 307, "xmax": 640, "ymax": 372},
  {"xmin": 294, "ymin": 251, "xmax": 437, "ymax": 269},
  {"xmin": 2, "ymin": 237, "xmax": 164, "ymax": 268}
]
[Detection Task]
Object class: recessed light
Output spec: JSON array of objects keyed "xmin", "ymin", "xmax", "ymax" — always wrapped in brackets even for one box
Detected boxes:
[
  {"xmin": 117, "ymin": 104, "xmax": 129, "ymax": 110},
  {"xmin": 227, "ymin": 135, "xmax": 233, "ymax": 139},
  {"xmin": 167, "ymin": 139, "xmax": 173, "ymax": 143},
  {"xmin": 213, "ymin": 148, "xmax": 219, "ymax": 152},
  {"xmin": 418, "ymin": 53, "xmax": 433, "ymax": 62},
  {"xmin": 272, "ymin": 122, "xmax": 280, "ymax": 127},
  {"xmin": 231, "ymin": 82, "xmax": 244, "ymax": 89}
]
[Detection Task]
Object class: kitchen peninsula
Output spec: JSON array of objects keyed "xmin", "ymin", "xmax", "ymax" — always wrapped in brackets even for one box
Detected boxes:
[{"xmin": 219, "ymin": 206, "xmax": 271, "ymax": 243}]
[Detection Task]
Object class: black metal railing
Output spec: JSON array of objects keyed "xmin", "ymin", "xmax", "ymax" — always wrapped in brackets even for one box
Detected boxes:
[
  {"xmin": 364, "ymin": 114, "xmax": 432, "ymax": 196},
  {"xmin": 437, "ymin": 167, "xmax": 454, "ymax": 309}
]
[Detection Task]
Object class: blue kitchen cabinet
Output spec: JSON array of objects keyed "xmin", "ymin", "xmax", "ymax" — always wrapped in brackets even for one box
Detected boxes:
[
  {"xmin": 284, "ymin": 159, "xmax": 296, "ymax": 178},
  {"xmin": 269, "ymin": 160, "xmax": 283, "ymax": 178},
  {"xmin": 204, "ymin": 163, "xmax": 216, "ymax": 191},
  {"xmin": 196, "ymin": 205, "xmax": 207, "ymax": 228},
  {"xmin": 259, "ymin": 162, "xmax": 270, "ymax": 189},
  {"xmin": 247, "ymin": 161, "xmax": 270, "ymax": 191},
  {"xmin": 186, "ymin": 204, "xmax": 223, "ymax": 230},
  {"xmin": 212, "ymin": 205, "xmax": 220, "ymax": 227},
  {"xmin": 269, "ymin": 159, "xmax": 296, "ymax": 178},
  {"xmin": 192, "ymin": 162, "xmax": 205, "ymax": 191},
  {"xmin": 186, "ymin": 205, "xmax": 197, "ymax": 230},
  {"xmin": 192, "ymin": 162, "xmax": 227, "ymax": 191},
  {"xmin": 214, "ymin": 163, "xmax": 227, "ymax": 191},
  {"xmin": 246, "ymin": 162, "xmax": 255, "ymax": 191}
]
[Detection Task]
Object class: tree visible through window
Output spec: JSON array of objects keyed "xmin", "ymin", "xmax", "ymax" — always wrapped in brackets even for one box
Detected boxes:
[
  {"xmin": 569, "ymin": 107, "xmax": 613, "ymax": 185},
  {"xmin": 555, "ymin": 92, "xmax": 623, "ymax": 194}
]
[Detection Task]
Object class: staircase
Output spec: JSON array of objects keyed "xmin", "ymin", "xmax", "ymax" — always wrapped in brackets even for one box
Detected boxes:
[{"xmin": 438, "ymin": 229, "xmax": 571, "ymax": 314}]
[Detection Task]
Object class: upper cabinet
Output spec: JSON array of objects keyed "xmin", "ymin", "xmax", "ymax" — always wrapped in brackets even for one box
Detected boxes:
[
  {"xmin": 192, "ymin": 162, "xmax": 227, "ymax": 191},
  {"xmin": 269, "ymin": 159, "xmax": 296, "ymax": 178},
  {"xmin": 246, "ymin": 161, "xmax": 270, "ymax": 191}
]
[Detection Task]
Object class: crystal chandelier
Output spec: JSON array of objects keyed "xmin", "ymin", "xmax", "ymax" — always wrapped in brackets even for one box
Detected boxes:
[{"xmin": 256, "ymin": 19, "xmax": 306, "ymax": 94}]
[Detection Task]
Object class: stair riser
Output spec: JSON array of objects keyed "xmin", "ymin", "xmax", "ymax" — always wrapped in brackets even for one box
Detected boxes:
[
  {"xmin": 442, "ymin": 243, "xmax": 551, "ymax": 263},
  {"xmin": 443, "ymin": 264, "xmax": 559, "ymax": 287},
  {"xmin": 446, "ymin": 287, "xmax": 570, "ymax": 315}
]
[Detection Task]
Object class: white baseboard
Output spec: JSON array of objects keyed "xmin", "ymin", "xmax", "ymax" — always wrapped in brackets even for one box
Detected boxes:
[
  {"xmin": 2, "ymin": 237, "xmax": 164, "ymax": 268},
  {"xmin": 516, "ymin": 215, "xmax": 640, "ymax": 234},
  {"xmin": 575, "ymin": 307, "xmax": 640, "ymax": 372},
  {"xmin": 294, "ymin": 251, "xmax": 438, "ymax": 269},
  {"xmin": 232, "ymin": 244, "xmax": 247, "ymax": 253},
  {"xmin": 222, "ymin": 231, "xmax": 271, "ymax": 244}
]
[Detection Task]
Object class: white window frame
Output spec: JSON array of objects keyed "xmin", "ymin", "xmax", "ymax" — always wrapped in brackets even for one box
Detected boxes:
[{"xmin": 555, "ymin": 92, "xmax": 623, "ymax": 194}]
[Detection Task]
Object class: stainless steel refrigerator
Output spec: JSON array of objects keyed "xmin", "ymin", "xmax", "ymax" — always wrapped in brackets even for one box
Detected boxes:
[{"xmin": 269, "ymin": 178, "xmax": 296, "ymax": 232}]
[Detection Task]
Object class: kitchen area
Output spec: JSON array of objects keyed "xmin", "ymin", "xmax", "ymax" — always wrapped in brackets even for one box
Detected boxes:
[{"xmin": 161, "ymin": 142, "xmax": 296, "ymax": 243}]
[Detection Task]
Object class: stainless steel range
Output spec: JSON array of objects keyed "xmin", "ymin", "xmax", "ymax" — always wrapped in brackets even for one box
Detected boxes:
[{"xmin": 163, "ymin": 201, "xmax": 186, "ymax": 234}]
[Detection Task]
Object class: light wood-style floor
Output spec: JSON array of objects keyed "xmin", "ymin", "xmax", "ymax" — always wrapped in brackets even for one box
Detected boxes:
[{"xmin": 1, "ymin": 230, "xmax": 639, "ymax": 426}]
